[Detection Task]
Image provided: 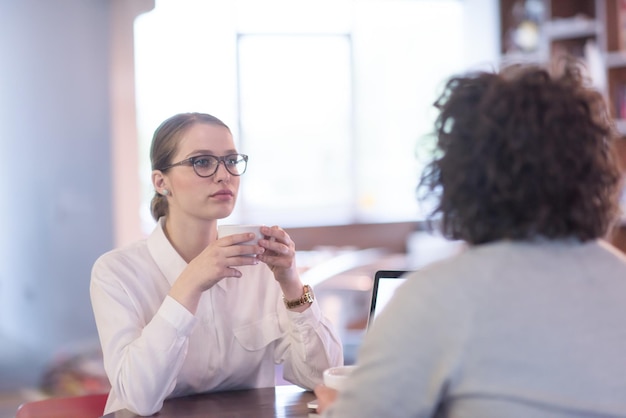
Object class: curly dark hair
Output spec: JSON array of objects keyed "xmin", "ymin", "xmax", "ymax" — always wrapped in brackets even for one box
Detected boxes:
[{"xmin": 418, "ymin": 62, "xmax": 623, "ymax": 245}]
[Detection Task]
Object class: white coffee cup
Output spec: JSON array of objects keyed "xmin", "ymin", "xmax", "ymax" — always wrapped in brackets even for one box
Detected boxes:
[
  {"xmin": 217, "ymin": 224, "xmax": 264, "ymax": 256},
  {"xmin": 323, "ymin": 365, "xmax": 357, "ymax": 391}
]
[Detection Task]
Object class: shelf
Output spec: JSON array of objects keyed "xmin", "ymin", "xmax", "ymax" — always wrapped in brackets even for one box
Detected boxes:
[
  {"xmin": 500, "ymin": 50, "xmax": 548, "ymax": 64},
  {"xmin": 615, "ymin": 119, "xmax": 626, "ymax": 135},
  {"xmin": 605, "ymin": 51, "xmax": 626, "ymax": 69},
  {"xmin": 543, "ymin": 17, "xmax": 600, "ymax": 40}
]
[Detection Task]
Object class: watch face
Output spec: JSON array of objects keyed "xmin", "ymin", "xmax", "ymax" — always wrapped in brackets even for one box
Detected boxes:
[{"xmin": 304, "ymin": 285, "xmax": 314, "ymax": 300}]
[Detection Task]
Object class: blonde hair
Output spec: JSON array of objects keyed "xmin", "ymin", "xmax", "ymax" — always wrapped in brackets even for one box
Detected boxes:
[{"xmin": 149, "ymin": 112, "xmax": 230, "ymax": 220}]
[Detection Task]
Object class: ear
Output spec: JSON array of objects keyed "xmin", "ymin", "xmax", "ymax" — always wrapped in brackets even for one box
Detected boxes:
[{"xmin": 152, "ymin": 170, "xmax": 167, "ymax": 193}]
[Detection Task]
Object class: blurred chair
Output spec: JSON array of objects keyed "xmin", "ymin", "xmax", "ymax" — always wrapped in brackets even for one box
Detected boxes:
[{"xmin": 15, "ymin": 392, "xmax": 108, "ymax": 418}]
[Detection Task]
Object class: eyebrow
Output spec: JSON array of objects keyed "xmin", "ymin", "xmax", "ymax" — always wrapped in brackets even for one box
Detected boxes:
[{"xmin": 184, "ymin": 149, "xmax": 239, "ymax": 158}]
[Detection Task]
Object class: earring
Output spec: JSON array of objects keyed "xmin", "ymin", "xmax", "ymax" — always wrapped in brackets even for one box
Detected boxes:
[{"xmin": 162, "ymin": 189, "xmax": 169, "ymax": 196}]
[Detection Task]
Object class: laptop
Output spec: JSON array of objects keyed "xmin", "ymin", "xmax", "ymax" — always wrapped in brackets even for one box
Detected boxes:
[
  {"xmin": 367, "ymin": 270, "xmax": 410, "ymax": 329},
  {"xmin": 307, "ymin": 269, "xmax": 411, "ymax": 412}
]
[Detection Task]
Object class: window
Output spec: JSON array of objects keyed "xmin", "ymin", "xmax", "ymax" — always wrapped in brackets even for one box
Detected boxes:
[
  {"xmin": 237, "ymin": 33, "xmax": 353, "ymax": 224},
  {"xmin": 135, "ymin": 0, "xmax": 484, "ymax": 232}
]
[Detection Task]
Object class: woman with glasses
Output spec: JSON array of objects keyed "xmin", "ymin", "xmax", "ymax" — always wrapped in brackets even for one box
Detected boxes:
[{"xmin": 90, "ymin": 112, "xmax": 343, "ymax": 416}]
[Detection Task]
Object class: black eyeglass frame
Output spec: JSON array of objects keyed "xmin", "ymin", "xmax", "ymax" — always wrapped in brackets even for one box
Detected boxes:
[{"xmin": 159, "ymin": 153, "xmax": 249, "ymax": 177}]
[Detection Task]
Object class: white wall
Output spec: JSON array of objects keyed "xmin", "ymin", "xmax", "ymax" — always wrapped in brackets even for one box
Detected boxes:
[
  {"xmin": 463, "ymin": 0, "xmax": 500, "ymax": 71},
  {"xmin": 0, "ymin": 0, "xmax": 114, "ymax": 358}
]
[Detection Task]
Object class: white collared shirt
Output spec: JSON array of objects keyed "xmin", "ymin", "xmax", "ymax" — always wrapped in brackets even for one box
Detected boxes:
[{"xmin": 90, "ymin": 218, "xmax": 343, "ymax": 415}]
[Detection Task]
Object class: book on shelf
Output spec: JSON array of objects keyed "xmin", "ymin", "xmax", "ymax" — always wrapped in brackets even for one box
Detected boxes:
[
  {"xmin": 614, "ymin": 84, "xmax": 626, "ymax": 120},
  {"xmin": 619, "ymin": 0, "xmax": 626, "ymax": 51}
]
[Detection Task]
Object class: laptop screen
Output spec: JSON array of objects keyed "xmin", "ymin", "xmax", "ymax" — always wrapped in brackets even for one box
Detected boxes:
[{"xmin": 367, "ymin": 270, "xmax": 409, "ymax": 329}]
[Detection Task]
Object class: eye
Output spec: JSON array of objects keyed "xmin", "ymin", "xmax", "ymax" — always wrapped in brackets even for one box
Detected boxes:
[
  {"xmin": 225, "ymin": 155, "xmax": 240, "ymax": 166},
  {"xmin": 192, "ymin": 156, "xmax": 216, "ymax": 168}
]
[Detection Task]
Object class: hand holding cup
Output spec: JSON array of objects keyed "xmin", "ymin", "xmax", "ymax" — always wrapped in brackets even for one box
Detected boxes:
[
  {"xmin": 313, "ymin": 365, "xmax": 357, "ymax": 413},
  {"xmin": 217, "ymin": 224, "xmax": 264, "ymax": 257}
]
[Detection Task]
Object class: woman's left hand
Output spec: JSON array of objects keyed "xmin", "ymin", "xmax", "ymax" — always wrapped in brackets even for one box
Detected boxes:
[{"xmin": 257, "ymin": 225, "xmax": 298, "ymax": 283}]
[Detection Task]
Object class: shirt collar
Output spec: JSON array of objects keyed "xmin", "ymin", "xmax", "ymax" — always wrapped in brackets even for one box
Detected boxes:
[{"xmin": 147, "ymin": 217, "xmax": 187, "ymax": 287}]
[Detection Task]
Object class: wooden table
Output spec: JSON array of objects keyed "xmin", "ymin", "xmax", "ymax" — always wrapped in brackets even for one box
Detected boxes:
[{"xmin": 100, "ymin": 385, "xmax": 319, "ymax": 418}]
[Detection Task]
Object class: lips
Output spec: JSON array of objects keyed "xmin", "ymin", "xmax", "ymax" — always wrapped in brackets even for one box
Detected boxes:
[{"xmin": 210, "ymin": 189, "xmax": 233, "ymax": 198}]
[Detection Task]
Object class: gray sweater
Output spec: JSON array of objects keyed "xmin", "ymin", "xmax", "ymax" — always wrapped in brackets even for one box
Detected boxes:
[{"xmin": 324, "ymin": 239, "xmax": 626, "ymax": 418}]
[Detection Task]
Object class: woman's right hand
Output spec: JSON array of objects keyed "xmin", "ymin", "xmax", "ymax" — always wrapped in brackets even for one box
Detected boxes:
[
  {"xmin": 313, "ymin": 384, "xmax": 339, "ymax": 414},
  {"xmin": 168, "ymin": 232, "xmax": 264, "ymax": 313}
]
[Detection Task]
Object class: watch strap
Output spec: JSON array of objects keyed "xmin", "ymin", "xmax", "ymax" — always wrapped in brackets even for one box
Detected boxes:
[{"xmin": 283, "ymin": 285, "xmax": 314, "ymax": 309}]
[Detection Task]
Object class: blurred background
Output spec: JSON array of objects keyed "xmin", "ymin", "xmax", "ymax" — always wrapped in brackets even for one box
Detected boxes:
[{"xmin": 1, "ymin": 0, "xmax": 498, "ymax": 416}]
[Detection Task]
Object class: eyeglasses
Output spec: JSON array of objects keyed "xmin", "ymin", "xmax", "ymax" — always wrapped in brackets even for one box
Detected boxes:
[{"xmin": 159, "ymin": 153, "xmax": 248, "ymax": 177}]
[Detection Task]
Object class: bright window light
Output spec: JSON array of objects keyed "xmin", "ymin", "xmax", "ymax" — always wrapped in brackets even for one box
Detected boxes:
[{"xmin": 135, "ymin": 0, "xmax": 469, "ymax": 231}]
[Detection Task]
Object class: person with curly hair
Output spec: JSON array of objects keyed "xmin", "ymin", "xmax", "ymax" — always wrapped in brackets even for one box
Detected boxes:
[{"xmin": 314, "ymin": 62, "xmax": 626, "ymax": 417}]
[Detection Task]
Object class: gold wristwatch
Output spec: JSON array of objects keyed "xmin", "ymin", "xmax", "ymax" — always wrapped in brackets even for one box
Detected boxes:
[{"xmin": 283, "ymin": 285, "xmax": 314, "ymax": 309}]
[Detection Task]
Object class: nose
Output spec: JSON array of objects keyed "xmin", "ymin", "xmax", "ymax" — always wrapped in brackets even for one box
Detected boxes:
[{"xmin": 213, "ymin": 160, "xmax": 231, "ymax": 182}]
